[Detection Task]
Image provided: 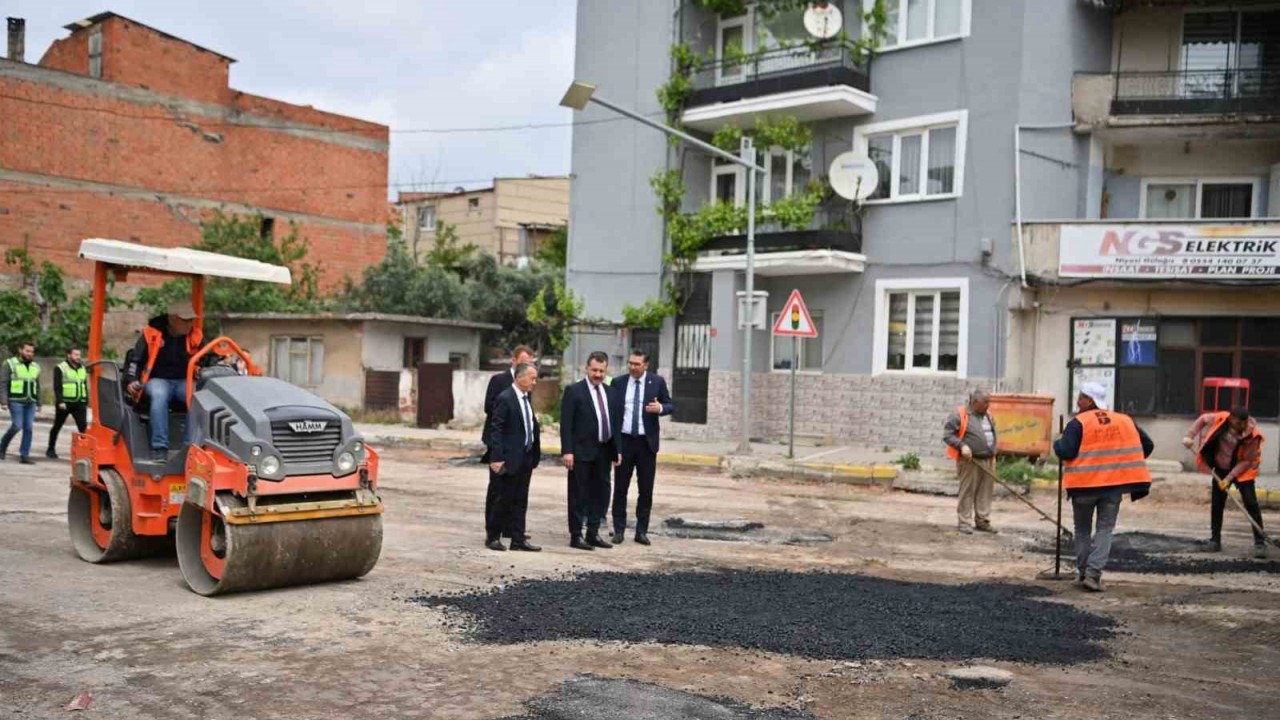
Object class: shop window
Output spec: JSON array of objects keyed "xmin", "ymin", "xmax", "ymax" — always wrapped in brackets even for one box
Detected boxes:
[{"xmin": 1077, "ymin": 317, "xmax": 1280, "ymax": 419}]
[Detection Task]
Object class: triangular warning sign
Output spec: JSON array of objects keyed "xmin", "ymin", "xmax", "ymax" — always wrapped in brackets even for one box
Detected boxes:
[{"xmin": 772, "ymin": 289, "xmax": 818, "ymax": 338}]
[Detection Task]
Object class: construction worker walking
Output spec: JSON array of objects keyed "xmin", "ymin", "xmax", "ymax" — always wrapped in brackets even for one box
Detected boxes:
[
  {"xmin": 1053, "ymin": 382, "xmax": 1153, "ymax": 592},
  {"xmin": 1182, "ymin": 406, "xmax": 1267, "ymax": 559},
  {"xmin": 943, "ymin": 389, "xmax": 999, "ymax": 535},
  {"xmin": 0, "ymin": 341, "xmax": 41, "ymax": 465},
  {"xmin": 46, "ymin": 347, "xmax": 89, "ymax": 460}
]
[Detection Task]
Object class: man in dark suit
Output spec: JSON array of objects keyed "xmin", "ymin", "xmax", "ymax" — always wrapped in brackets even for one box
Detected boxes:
[
  {"xmin": 610, "ymin": 349, "xmax": 674, "ymax": 546},
  {"xmin": 560, "ymin": 351, "xmax": 619, "ymax": 551},
  {"xmin": 484, "ymin": 361, "xmax": 541, "ymax": 551},
  {"xmin": 482, "ymin": 345, "xmax": 534, "ymax": 541}
]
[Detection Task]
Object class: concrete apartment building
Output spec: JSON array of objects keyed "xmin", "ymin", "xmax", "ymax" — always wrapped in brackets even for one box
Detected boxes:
[
  {"xmin": 396, "ymin": 176, "xmax": 569, "ymax": 265},
  {"xmin": 568, "ymin": 0, "xmax": 1280, "ymax": 468},
  {"xmin": 0, "ymin": 13, "xmax": 389, "ymax": 286}
]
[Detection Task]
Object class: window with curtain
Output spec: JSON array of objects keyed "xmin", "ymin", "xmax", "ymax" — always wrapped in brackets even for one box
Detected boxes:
[
  {"xmin": 884, "ymin": 289, "xmax": 962, "ymax": 373},
  {"xmin": 1142, "ymin": 179, "xmax": 1256, "ymax": 219},
  {"xmin": 864, "ymin": 122, "xmax": 961, "ymax": 202},
  {"xmin": 1182, "ymin": 10, "xmax": 1280, "ymax": 98},
  {"xmin": 875, "ymin": 0, "xmax": 967, "ymax": 49}
]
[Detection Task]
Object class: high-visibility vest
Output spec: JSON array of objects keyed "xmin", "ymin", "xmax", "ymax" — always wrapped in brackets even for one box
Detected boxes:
[
  {"xmin": 1195, "ymin": 411, "xmax": 1264, "ymax": 484},
  {"xmin": 139, "ymin": 326, "xmax": 203, "ymax": 385},
  {"xmin": 1063, "ymin": 410, "xmax": 1152, "ymax": 491},
  {"xmin": 945, "ymin": 405, "xmax": 969, "ymax": 460},
  {"xmin": 58, "ymin": 361, "xmax": 88, "ymax": 403},
  {"xmin": 6, "ymin": 357, "xmax": 40, "ymax": 402}
]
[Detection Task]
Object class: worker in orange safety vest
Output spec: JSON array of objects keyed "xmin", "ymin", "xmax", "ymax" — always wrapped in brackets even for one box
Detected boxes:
[
  {"xmin": 1053, "ymin": 382, "xmax": 1153, "ymax": 593},
  {"xmin": 1183, "ymin": 407, "xmax": 1267, "ymax": 559}
]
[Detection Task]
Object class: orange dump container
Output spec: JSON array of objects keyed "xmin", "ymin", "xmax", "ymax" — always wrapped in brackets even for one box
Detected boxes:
[{"xmin": 988, "ymin": 393, "xmax": 1056, "ymax": 458}]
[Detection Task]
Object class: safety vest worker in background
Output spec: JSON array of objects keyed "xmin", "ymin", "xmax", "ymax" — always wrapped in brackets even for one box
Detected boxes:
[
  {"xmin": 1053, "ymin": 381, "xmax": 1153, "ymax": 593},
  {"xmin": 0, "ymin": 340, "xmax": 41, "ymax": 465},
  {"xmin": 1183, "ymin": 407, "xmax": 1268, "ymax": 559},
  {"xmin": 943, "ymin": 388, "xmax": 999, "ymax": 535},
  {"xmin": 47, "ymin": 347, "xmax": 89, "ymax": 460}
]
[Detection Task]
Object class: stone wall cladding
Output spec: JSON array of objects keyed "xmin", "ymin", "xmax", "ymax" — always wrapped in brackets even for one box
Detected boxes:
[{"xmin": 692, "ymin": 370, "xmax": 992, "ymax": 457}]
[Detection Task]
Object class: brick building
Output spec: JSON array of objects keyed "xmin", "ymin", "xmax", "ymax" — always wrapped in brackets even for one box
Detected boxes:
[{"xmin": 0, "ymin": 12, "xmax": 389, "ymax": 287}]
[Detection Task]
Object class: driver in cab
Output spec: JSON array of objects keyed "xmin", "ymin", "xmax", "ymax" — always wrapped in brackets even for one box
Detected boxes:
[{"xmin": 125, "ymin": 300, "xmax": 203, "ymax": 462}]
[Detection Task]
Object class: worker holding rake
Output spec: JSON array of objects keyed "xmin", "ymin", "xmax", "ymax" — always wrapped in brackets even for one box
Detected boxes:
[{"xmin": 1183, "ymin": 406, "xmax": 1268, "ymax": 559}]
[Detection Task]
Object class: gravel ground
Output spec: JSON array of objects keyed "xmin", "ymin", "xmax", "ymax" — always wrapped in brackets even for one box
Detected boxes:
[
  {"xmin": 497, "ymin": 677, "xmax": 821, "ymax": 720},
  {"xmin": 413, "ymin": 569, "xmax": 1117, "ymax": 664},
  {"xmin": 1031, "ymin": 531, "xmax": 1280, "ymax": 574}
]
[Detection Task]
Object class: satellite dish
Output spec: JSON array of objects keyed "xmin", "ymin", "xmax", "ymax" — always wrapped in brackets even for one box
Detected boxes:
[
  {"xmin": 803, "ymin": 2, "xmax": 843, "ymax": 40},
  {"xmin": 828, "ymin": 151, "xmax": 879, "ymax": 201}
]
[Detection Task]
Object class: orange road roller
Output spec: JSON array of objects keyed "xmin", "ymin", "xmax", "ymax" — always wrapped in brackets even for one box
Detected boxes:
[{"xmin": 67, "ymin": 238, "xmax": 383, "ymax": 595}]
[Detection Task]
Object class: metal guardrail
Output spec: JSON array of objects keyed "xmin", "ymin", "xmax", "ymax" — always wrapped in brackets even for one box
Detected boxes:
[
  {"xmin": 687, "ymin": 45, "xmax": 871, "ymax": 106},
  {"xmin": 1112, "ymin": 69, "xmax": 1280, "ymax": 114}
]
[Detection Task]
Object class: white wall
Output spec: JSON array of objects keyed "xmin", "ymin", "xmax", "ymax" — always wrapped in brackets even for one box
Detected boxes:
[
  {"xmin": 360, "ymin": 322, "xmax": 482, "ymax": 370},
  {"xmin": 452, "ymin": 370, "xmax": 493, "ymax": 426}
]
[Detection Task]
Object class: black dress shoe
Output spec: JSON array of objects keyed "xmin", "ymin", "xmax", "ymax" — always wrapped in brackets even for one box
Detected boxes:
[
  {"xmin": 587, "ymin": 535, "xmax": 613, "ymax": 549},
  {"xmin": 510, "ymin": 540, "xmax": 542, "ymax": 552},
  {"xmin": 46, "ymin": 449, "xmax": 58, "ymax": 460},
  {"xmin": 634, "ymin": 533, "xmax": 651, "ymax": 546},
  {"xmin": 485, "ymin": 538, "xmax": 507, "ymax": 551},
  {"xmin": 611, "ymin": 531, "xmax": 625, "ymax": 545},
  {"xmin": 569, "ymin": 537, "xmax": 594, "ymax": 551}
]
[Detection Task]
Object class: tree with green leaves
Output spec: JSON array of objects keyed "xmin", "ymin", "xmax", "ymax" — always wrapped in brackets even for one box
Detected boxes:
[{"xmin": 0, "ymin": 249, "xmax": 101, "ymax": 356}]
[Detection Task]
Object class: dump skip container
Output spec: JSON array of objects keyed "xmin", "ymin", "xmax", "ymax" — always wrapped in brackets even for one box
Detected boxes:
[{"xmin": 988, "ymin": 393, "xmax": 1055, "ymax": 458}]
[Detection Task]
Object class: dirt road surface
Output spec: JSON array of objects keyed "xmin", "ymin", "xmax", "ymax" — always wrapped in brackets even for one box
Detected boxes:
[{"xmin": 2, "ymin": 444, "xmax": 1278, "ymax": 719}]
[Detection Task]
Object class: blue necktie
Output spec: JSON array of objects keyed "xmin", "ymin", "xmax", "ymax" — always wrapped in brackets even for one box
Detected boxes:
[{"xmin": 631, "ymin": 378, "xmax": 641, "ymax": 435}]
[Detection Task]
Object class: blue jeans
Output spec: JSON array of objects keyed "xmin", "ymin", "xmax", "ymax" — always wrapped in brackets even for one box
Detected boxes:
[
  {"xmin": 145, "ymin": 378, "xmax": 190, "ymax": 450},
  {"xmin": 2, "ymin": 401, "xmax": 37, "ymax": 458}
]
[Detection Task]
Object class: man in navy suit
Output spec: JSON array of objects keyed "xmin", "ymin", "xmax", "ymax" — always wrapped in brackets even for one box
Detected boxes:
[
  {"xmin": 559, "ymin": 351, "xmax": 619, "ymax": 550},
  {"xmin": 610, "ymin": 349, "xmax": 674, "ymax": 545},
  {"xmin": 481, "ymin": 345, "xmax": 534, "ymax": 541},
  {"xmin": 484, "ymin": 362, "xmax": 542, "ymax": 552}
]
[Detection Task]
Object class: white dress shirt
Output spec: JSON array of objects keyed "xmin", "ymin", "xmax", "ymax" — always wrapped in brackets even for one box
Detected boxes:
[{"xmin": 621, "ymin": 374, "xmax": 646, "ymax": 436}]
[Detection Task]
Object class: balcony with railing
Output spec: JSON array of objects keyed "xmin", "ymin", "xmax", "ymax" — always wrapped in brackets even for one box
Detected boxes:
[
  {"xmin": 1112, "ymin": 69, "xmax": 1280, "ymax": 116},
  {"xmin": 681, "ymin": 45, "xmax": 877, "ymax": 131},
  {"xmin": 694, "ymin": 205, "xmax": 865, "ymax": 276}
]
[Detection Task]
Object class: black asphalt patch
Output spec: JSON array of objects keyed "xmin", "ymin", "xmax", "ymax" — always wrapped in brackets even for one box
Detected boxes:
[
  {"xmin": 497, "ymin": 676, "xmax": 819, "ymax": 720},
  {"xmin": 412, "ymin": 570, "xmax": 1116, "ymax": 664},
  {"xmin": 1031, "ymin": 532, "xmax": 1280, "ymax": 575}
]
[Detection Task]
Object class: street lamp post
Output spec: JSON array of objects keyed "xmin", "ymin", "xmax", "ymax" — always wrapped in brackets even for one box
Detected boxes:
[{"xmin": 560, "ymin": 81, "xmax": 764, "ymax": 453}]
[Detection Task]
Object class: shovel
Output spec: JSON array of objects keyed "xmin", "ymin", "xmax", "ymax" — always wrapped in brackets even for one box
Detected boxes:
[
  {"xmin": 1211, "ymin": 472, "xmax": 1280, "ymax": 550},
  {"xmin": 968, "ymin": 458, "xmax": 1073, "ymax": 539}
]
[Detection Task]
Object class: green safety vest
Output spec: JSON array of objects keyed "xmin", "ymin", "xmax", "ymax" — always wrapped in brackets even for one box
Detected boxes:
[
  {"xmin": 58, "ymin": 361, "xmax": 88, "ymax": 403},
  {"xmin": 6, "ymin": 357, "xmax": 39, "ymax": 402}
]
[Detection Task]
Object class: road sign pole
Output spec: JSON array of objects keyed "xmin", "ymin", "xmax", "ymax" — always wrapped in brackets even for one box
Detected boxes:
[{"xmin": 788, "ymin": 335, "xmax": 798, "ymax": 459}]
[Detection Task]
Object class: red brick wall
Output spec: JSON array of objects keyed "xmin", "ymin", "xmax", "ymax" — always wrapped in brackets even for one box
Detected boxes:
[
  {"xmin": 0, "ymin": 180, "xmax": 384, "ymax": 289},
  {"xmin": 0, "ymin": 18, "xmax": 389, "ymax": 288},
  {"xmin": 37, "ymin": 36, "xmax": 85, "ymax": 75}
]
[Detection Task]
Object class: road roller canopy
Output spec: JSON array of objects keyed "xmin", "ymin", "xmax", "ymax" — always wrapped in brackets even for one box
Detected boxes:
[{"xmin": 78, "ymin": 238, "xmax": 293, "ymax": 285}]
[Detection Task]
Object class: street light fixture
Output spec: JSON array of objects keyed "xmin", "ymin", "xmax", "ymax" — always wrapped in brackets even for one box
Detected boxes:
[{"xmin": 560, "ymin": 80, "xmax": 764, "ymax": 454}]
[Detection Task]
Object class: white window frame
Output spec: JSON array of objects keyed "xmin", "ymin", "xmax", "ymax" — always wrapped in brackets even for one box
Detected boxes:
[
  {"xmin": 716, "ymin": 13, "xmax": 754, "ymax": 85},
  {"xmin": 769, "ymin": 310, "xmax": 824, "ymax": 374},
  {"xmin": 866, "ymin": 0, "xmax": 971, "ymax": 53},
  {"xmin": 1138, "ymin": 176, "xmax": 1263, "ymax": 220},
  {"xmin": 270, "ymin": 336, "xmax": 324, "ymax": 387},
  {"xmin": 712, "ymin": 146, "xmax": 812, "ymax": 208},
  {"xmin": 711, "ymin": 161, "xmax": 747, "ymax": 206},
  {"xmin": 416, "ymin": 204, "xmax": 437, "ymax": 233},
  {"xmin": 854, "ymin": 110, "xmax": 968, "ymax": 204},
  {"xmin": 872, "ymin": 278, "xmax": 969, "ymax": 377}
]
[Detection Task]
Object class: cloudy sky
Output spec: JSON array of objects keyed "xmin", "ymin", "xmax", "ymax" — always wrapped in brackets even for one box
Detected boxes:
[{"xmin": 11, "ymin": 0, "xmax": 578, "ymax": 196}]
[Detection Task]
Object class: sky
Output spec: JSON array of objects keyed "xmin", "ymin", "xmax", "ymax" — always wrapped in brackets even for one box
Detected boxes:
[{"xmin": 9, "ymin": 0, "xmax": 579, "ymax": 197}]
